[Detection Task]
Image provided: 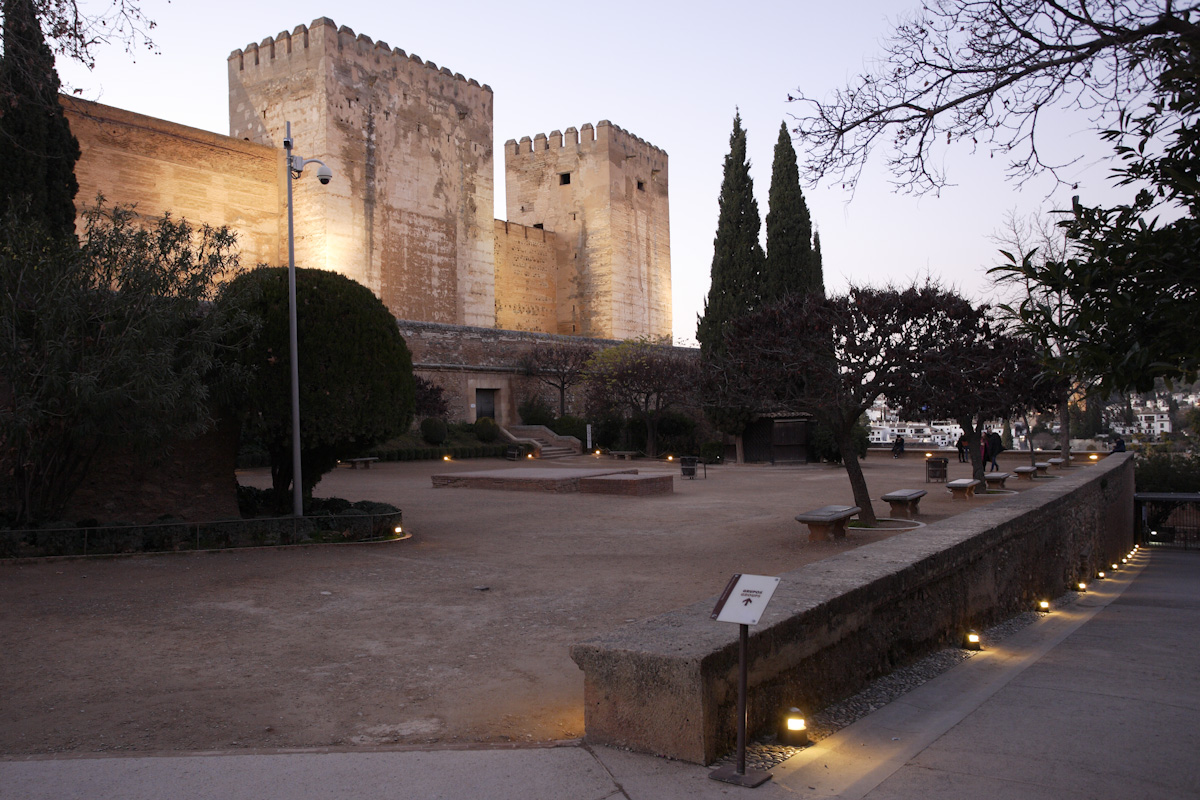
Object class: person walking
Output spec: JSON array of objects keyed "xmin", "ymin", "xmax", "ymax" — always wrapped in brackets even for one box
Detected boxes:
[
  {"xmin": 987, "ymin": 429, "xmax": 1004, "ymax": 471},
  {"xmin": 955, "ymin": 434, "xmax": 969, "ymax": 463}
]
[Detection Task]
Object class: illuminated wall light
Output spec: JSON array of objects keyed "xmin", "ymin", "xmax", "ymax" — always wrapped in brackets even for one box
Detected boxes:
[
  {"xmin": 964, "ymin": 630, "xmax": 982, "ymax": 651},
  {"xmin": 779, "ymin": 707, "xmax": 809, "ymax": 746},
  {"xmin": 1038, "ymin": 600, "xmax": 1051, "ymax": 612},
  {"xmin": 1090, "ymin": 454, "xmax": 1099, "ymax": 461},
  {"xmin": 527, "ymin": 453, "xmax": 534, "ymax": 459},
  {"xmin": 925, "ymin": 452, "xmax": 933, "ymax": 458}
]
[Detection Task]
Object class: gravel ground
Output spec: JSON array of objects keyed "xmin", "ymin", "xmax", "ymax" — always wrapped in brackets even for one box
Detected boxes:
[{"xmin": 713, "ymin": 592, "xmax": 1083, "ymax": 771}]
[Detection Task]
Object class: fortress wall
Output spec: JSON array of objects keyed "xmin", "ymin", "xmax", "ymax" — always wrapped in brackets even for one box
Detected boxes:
[
  {"xmin": 65, "ymin": 98, "xmax": 284, "ymax": 267},
  {"xmin": 229, "ymin": 19, "xmax": 497, "ymax": 327},
  {"xmin": 571, "ymin": 454, "xmax": 1136, "ymax": 764},
  {"xmin": 604, "ymin": 126, "xmax": 671, "ymax": 341},
  {"xmin": 505, "ymin": 122, "xmax": 611, "ymax": 336},
  {"xmin": 505, "ymin": 121, "xmax": 670, "ymax": 339},
  {"xmin": 493, "ymin": 220, "xmax": 559, "ymax": 334}
]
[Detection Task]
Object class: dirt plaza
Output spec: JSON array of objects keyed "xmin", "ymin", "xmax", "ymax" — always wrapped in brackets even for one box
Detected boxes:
[{"xmin": 0, "ymin": 453, "xmax": 1059, "ymax": 755}]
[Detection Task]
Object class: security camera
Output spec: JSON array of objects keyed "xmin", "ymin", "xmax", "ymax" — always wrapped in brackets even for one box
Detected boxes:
[
  {"xmin": 282, "ymin": 137, "xmax": 293, "ymax": 150},
  {"xmin": 317, "ymin": 164, "xmax": 333, "ymax": 185}
]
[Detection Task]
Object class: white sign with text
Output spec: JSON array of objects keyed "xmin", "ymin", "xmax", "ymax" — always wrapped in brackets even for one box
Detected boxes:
[{"xmin": 711, "ymin": 574, "xmax": 780, "ymax": 626}]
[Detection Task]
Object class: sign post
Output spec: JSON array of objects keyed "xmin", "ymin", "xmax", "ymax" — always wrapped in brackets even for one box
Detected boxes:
[{"xmin": 708, "ymin": 574, "xmax": 780, "ymax": 788}]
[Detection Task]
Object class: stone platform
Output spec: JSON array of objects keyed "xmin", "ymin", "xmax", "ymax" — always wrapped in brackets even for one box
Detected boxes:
[
  {"xmin": 579, "ymin": 474, "xmax": 673, "ymax": 496},
  {"xmin": 431, "ymin": 467, "xmax": 638, "ymax": 493}
]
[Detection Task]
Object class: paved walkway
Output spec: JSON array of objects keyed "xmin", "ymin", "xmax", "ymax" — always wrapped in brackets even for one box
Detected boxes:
[{"xmin": 3, "ymin": 547, "xmax": 1196, "ymax": 800}]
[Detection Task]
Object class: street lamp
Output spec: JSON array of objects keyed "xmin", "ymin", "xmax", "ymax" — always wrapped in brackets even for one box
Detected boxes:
[{"xmin": 283, "ymin": 121, "xmax": 333, "ymax": 518}]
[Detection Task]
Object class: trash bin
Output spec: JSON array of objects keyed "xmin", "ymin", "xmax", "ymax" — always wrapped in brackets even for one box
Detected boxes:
[
  {"xmin": 680, "ymin": 456, "xmax": 698, "ymax": 479},
  {"xmin": 925, "ymin": 457, "xmax": 948, "ymax": 483}
]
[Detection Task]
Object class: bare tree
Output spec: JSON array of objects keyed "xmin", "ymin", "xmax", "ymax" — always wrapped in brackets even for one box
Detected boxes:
[
  {"xmin": 989, "ymin": 209, "xmax": 1083, "ymax": 462},
  {"xmin": 583, "ymin": 341, "xmax": 698, "ymax": 458},
  {"xmin": 790, "ymin": 0, "xmax": 1200, "ymax": 194},
  {"xmin": 519, "ymin": 340, "xmax": 595, "ymax": 417}
]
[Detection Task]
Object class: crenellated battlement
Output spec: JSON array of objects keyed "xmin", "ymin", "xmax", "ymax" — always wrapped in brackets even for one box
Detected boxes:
[
  {"xmin": 505, "ymin": 120, "xmax": 665, "ymax": 158},
  {"xmin": 228, "ymin": 17, "xmax": 491, "ymax": 94}
]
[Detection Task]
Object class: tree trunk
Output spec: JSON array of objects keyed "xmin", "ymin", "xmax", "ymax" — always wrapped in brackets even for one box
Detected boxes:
[
  {"xmin": 735, "ymin": 434, "xmax": 745, "ymax": 464},
  {"xmin": 558, "ymin": 385, "xmax": 567, "ymax": 417},
  {"xmin": 644, "ymin": 414, "xmax": 658, "ymax": 457},
  {"xmin": 1023, "ymin": 413, "xmax": 1037, "ymax": 466},
  {"xmin": 1059, "ymin": 392, "xmax": 1072, "ymax": 467},
  {"xmin": 961, "ymin": 421, "xmax": 985, "ymax": 482},
  {"xmin": 838, "ymin": 429, "xmax": 877, "ymax": 526}
]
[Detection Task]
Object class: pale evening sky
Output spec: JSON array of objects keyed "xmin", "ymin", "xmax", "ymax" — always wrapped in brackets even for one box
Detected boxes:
[{"xmin": 57, "ymin": 0, "xmax": 1128, "ymax": 345}]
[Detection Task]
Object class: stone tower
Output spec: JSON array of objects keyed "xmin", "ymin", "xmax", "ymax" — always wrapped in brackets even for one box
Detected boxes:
[
  {"xmin": 228, "ymin": 18, "xmax": 497, "ymax": 327},
  {"xmin": 505, "ymin": 121, "xmax": 671, "ymax": 340}
]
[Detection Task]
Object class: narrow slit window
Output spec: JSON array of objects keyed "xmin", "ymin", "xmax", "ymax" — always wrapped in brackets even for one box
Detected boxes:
[{"xmin": 636, "ymin": 180, "xmax": 645, "ymax": 191}]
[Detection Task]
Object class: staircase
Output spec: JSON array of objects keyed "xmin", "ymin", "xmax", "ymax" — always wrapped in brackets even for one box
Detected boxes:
[{"xmin": 506, "ymin": 426, "xmax": 581, "ymax": 460}]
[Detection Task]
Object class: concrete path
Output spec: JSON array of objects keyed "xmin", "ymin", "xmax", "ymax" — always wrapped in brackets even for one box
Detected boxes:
[{"xmin": 3, "ymin": 548, "xmax": 1196, "ymax": 800}]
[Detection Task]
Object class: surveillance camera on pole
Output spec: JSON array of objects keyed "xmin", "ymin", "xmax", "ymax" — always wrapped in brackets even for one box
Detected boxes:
[{"xmin": 283, "ymin": 121, "xmax": 334, "ymax": 518}]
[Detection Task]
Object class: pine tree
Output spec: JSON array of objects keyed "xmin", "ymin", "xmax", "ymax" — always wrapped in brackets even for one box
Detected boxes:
[
  {"xmin": 0, "ymin": 0, "xmax": 80, "ymax": 240},
  {"xmin": 764, "ymin": 122, "xmax": 814, "ymax": 301},
  {"xmin": 811, "ymin": 230, "xmax": 824, "ymax": 294},
  {"xmin": 697, "ymin": 112, "xmax": 764, "ymax": 357}
]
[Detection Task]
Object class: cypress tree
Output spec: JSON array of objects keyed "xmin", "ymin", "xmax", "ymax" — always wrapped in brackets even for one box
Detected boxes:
[
  {"xmin": 0, "ymin": 0, "xmax": 80, "ymax": 240},
  {"xmin": 697, "ymin": 112, "xmax": 764, "ymax": 358},
  {"xmin": 764, "ymin": 121, "xmax": 813, "ymax": 301},
  {"xmin": 812, "ymin": 229, "xmax": 824, "ymax": 294}
]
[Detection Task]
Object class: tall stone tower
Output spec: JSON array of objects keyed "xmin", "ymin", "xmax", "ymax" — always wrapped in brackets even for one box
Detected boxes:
[
  {"xmin": 228, "ymin": 18, "xmax": 497, "ymax": 327},
  {"xmin": 505, "ymin": 121, "xmax": 671, "ymax": 340}
]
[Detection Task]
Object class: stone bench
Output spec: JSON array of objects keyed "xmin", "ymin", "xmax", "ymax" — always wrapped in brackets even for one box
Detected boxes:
[
  {"xmin": 1047, "ymin": 457, "xmax": 1067, "ymax": 469},
  {"xmin": 609, "ymin": 451, "xmax": 638, "ymax": 460},
  {"xmin": 947, "ymin": 478, "xmax": 980, "ymax": 499},
  {"xmin": 794, "ymin": 505, "xmax": 861, "ymax": 542},
  {"xmin": 1014, "ymin": 466, "xmax": 1038, "ymax": 481},
  {"xmin": 984, "ymin": 472, "xmax": 1011, "ymax": 490},
  {"xmin": 343, "ymin": 457, "xmax": 379, "ymax": 469},
  {"xmin": 881, "ymin": 489, "xmax": 927, "ymax": 520},
  {"xmin": 1035, "ymin": 461, "xmax": 1052, "ymax": 476}
]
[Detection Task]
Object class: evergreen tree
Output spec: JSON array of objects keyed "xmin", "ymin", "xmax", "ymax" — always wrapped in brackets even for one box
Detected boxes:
[
  {"xmin": 0, "ymin": 0, "xmax": 80, "ymax": 240},
  {"xmin": 764, "ymin": 121, "xmax": 814, "ymax": 300},
  {"xmin": 696, "ymin": 112, "xmax": 764, "ymax": 357},
  {"xmin": 811, "ymin": 230, "xmax": 824, "ymax": 294}
]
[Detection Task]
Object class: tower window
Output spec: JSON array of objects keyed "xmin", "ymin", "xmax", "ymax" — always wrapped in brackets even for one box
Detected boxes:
[
  {"xmin": 559, "ymin": 172, "xmax": 571, "ymax": 185},
  {"xmin": 637, "ymin": 180, "xmax": 645, "ymax": 191},
  {"xmin": 533, "ymin": 223, "xmax": 544, "ymax": 229}
]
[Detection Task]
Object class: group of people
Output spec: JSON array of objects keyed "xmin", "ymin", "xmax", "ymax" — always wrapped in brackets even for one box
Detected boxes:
[{"xmin": 955, "ymin": 430, "xmax": 1005, "ymax": 471}]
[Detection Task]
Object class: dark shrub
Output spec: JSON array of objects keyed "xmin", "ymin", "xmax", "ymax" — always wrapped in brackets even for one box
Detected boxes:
[
  {"xmin": 518, "ymin": 395, "xmax": 554, "ymax": 426},
  {"xmin": 474, "ymin": 416, "xmax": 500, "ymax": 442},
  {"xmin": 699, "ymin": 441, "xmax": 725, "ymax": 464},
  {"xmin": 414, "ymin": 376, "xmax": 450, "ymax": 419},
  {"xmin": 421, "ymin": 417, "xmax": 448, "ymax": 445},
  {"xmin": 550, "ymin": 414, "xmax": 587, "ymax": 443}
]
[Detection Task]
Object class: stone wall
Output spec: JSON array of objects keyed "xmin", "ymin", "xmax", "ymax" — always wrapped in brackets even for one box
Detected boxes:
[
  {"xmin": 493, "ymin": 220, "xmax": 558, "ymax": 333},
  {"xmin": 570, "ymin": 454, "xmax": 1136, "ymax": 764},
  {"xmin": 65, "ymin": 97, "xmax": 285, "ymax": 268},
  {"xmin": 229, "ymin": 18, "xmax": 497, "ymax": 328},
  {"xmin": 398, "ymin": 320, "xmax": 619, "ymax": 425},
  {"xmin": 505, "ymin": 121, "xmax": 671, "ymax": 339}
]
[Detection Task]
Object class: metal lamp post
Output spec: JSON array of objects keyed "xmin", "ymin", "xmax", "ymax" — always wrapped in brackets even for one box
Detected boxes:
[{"xmin": 283, "ymin": 121, "xmax": 333, "ymax": 518}]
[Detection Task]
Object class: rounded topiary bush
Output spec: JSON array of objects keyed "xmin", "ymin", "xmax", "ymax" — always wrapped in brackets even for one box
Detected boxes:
[
  {"xmin": 474, "ymin": 416, "xmax": 500, "ymax": 442},
  {"xmin": 421, "ymin": 417, "xmax": 448, "ymax": 445}
]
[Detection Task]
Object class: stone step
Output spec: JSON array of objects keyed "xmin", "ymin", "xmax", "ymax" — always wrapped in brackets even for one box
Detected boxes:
[{"xmin": 538, "ymin": 446, "xmax": 575, "ymax": 459}]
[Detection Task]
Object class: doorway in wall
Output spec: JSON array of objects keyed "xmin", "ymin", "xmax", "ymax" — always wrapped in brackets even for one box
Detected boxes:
[{"xmin": 475, "ymin": 389, "xmax": 497, "ymax": 421}]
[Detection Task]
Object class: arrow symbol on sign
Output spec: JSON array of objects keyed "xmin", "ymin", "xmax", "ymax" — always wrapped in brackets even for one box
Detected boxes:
[{"xmin": 742, "ymin": 598, "xmax": 753, "ymax": 606}]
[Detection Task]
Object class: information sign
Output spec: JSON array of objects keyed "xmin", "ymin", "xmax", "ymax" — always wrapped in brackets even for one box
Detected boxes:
[{"xmin": 711, "ymin": 574, "xmax": 780, "ymax": 626}]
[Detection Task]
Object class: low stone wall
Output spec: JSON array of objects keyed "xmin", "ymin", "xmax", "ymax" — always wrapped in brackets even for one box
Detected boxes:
[
  {"xmin": 579, "ymin": 474, "xmax": 673, "ymax": 496},
  {"xmin": 569, "ymin": 454, "xmax": 1134, "ymax": 764}
]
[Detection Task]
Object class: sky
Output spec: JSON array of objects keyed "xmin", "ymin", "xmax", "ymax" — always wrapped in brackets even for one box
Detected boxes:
[{"xmin": 56, "ymin": 0, "xmax": 1128, "ymax": 346}]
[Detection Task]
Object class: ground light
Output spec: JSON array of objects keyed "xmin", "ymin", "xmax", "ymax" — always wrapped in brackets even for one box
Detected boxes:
[
  {"xmin": 1112, "ymin": 563, "xmax": 1120, "ymax": 570},
  {"xmin": 1076, "ymin": 582, "xmax": 1087, "ymax": 592},
  {"xmin": 393, "ymin": 525, "xmax": 403, "ymax": 535},
  {"xmin": 594, "ymin": 449, "xmax": 601, "ymax": 456},
  {"xmin": 442, "ymin": 455, "xmax": 451, "ymax": 462},
  {"xmin": 779, "ymin": 708, "xmax": 809, "ymax": 746},
  {"xmin": 667, "ymin": 455, "xmax": 674, "ymax": 461},
  {"xmin": 1097, "ymin": 571, "xmax": 1106, "ymax": 579},
  {"xmin": 527, "ymin": 453, "xmax": 534, "ymax": 459},
  {"xmin": 1090, "ymin": 454, "xmax": 1099, "ymax": 461},
  {"xmin": 1039, "ymin": 600, "xmax": 1051, "ymax": 612},
  {"xmin": 964, "ymin": 630, "xmax": 982, "ymax": 651},
  {"xmin": 925, "ymin": 452, "xmax": 933, "ymax": 458}
]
